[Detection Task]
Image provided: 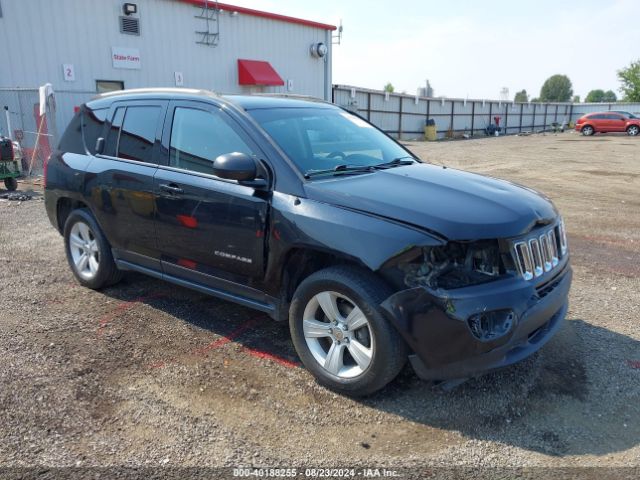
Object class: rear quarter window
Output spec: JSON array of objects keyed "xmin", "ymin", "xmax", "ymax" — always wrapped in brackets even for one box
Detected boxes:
[
  {"xmin": 57, "ymin": 112, "xmax": 84, "ymax": 154},
  {"xmin": 81, "ymin": 107, "xmax": 108, "ymax": 154}
]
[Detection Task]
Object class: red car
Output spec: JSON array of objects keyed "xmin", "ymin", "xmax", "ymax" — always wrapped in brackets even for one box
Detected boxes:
[{"xmin": 575, "ymin": 112, "xmax": 640, "ymax": 136}]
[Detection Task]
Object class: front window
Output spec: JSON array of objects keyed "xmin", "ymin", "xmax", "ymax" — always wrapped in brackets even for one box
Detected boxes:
[
  {"xmin": 169, "ymin": 107, "xmax": 255, "ymax": 175},
  {"xmin": 248, "ymin": 107, "xmax": 414, "ymax": 177}
]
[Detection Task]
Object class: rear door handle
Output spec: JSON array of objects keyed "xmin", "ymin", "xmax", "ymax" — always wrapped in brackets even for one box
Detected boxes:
[{"xmin": 159, "ymin": 183, "xmax": 184, "ymax": 195}]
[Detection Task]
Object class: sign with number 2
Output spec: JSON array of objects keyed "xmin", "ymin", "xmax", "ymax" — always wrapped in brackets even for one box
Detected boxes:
[{"xmin": 63, "ymin": 64, "xmax": 75, "ymax": 82}]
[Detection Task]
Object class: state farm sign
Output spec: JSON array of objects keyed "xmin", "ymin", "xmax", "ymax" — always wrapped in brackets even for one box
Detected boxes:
[{"xmin": 112, "ymin": 47, "xmax": 141, "ymax": 70}]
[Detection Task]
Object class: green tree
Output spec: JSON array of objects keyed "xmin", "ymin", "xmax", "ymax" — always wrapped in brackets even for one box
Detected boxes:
[
  {"xmin": 585, "ymin": 89, "xmax": 605, "ymax": 102},
  {"xmin": 585, "ymin": 89, "xmax": 617, "ymax": 103},
  {"xmin": 617, "ymin": 59, "xmax": 640, "ymax": 101},
  {"xmin": 572, "ymin": 95, "xmax": 581, "ymax": 103},
  {"xmin": 514, "ymin": 89, "xmax": 528, "ymax": 102},
  {"xmin": 383, "ymin": 82, "xmax": 395, "ymax": 93},
  {"xmin": 539, "ymin": 74, "xmax": 573, "ymax": 102}
]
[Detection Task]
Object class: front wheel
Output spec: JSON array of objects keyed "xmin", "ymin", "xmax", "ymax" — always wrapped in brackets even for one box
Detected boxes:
[
  {"xmin": 581, "ymin": 125, "xmax": 594, "ymax": 136},
  {"xmin": 289, "ymin": 266, "xmax": 407, "ymax": 396},
  {"xmin": 63, "ymin": 209, "xmax": 122, "ymax": 289},
  {"xmin": 627, "ymin": 125, "xmax": 640, "ymax": 136}
]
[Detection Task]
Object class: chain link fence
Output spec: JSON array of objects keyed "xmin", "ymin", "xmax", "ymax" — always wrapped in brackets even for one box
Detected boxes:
[{"xmin": 0, "ymin": 88, "xmax": 95, "ymax": 174}]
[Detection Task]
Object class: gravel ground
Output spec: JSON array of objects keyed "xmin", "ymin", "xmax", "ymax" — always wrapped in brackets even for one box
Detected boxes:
[{"xmin": 0, "ymin": 132, "xmax": 638, "ymax": 477}]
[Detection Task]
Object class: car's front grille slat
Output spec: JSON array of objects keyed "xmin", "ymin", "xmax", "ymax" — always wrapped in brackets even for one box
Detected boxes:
[
  {"xmin": 528, "ymin": 238, "xmax": 544, "ymax": 277},
  {"xmin": 513, "ymin": 219, "xmax": 567, "ymax": 281}
]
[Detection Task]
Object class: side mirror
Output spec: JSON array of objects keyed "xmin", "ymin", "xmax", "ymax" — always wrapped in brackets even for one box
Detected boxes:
[{"xmin": 212, "ymin": 152, "xmax": 257, "ymax": 182}]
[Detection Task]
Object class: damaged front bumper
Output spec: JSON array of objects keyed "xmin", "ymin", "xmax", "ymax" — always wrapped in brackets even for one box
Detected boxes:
[{"xmin": 381, "ymin": 264, "xmax": 572, "ymax": 381}]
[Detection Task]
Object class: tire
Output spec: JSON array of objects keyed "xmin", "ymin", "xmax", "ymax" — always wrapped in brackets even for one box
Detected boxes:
[
  {"xmin": 581, "ymin": 125, "xmax": 594, "ymax": 136},
  {"xmin": 289, "ymin": 265, "xmax": 408, "ymax": 396},
  {"xmin": 4, "ymin": 177, "xmax": 17, "ymax": 191},
  {"xmin": 63, "ymin": 209, "xmax": 122, "ymax": 289},
  {"xmin": 627, "ymin": 125, "xmax": 640, "ymax": 136}
]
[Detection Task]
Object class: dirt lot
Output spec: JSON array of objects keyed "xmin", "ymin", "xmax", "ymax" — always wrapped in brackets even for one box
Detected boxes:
[{"xmin": 0, "ymin": 132, "xmax": 639, "ymax": 476}]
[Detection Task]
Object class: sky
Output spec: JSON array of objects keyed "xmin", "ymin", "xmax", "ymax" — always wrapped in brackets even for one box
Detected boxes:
[{"xmin": 230, "ymin": 0, "xmax": 639, "ymax": 101}]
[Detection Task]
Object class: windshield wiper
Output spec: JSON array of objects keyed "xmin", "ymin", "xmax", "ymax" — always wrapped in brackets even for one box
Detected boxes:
[
  {"xmin": 304, "ymin": 164, "xmax": 375, "ymax": 179},
  {"xmin": 373, "ymin": 156, "xmax": 417, "ymax": 169}
]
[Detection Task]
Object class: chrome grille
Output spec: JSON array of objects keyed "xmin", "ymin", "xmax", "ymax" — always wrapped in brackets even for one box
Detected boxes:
[
  {"xmin": 513, "ymin": 219, "xmax": 567, "ymax": 281},
  {"xmin": 514, "ymin": 242, "xmax": 534, "ymax": 280},
  {"xmin": 528, "ymin": 238, "xmax": 544, "ymax": 277},
  {"xmin": 558, "ymin": 219, "xmax": 568, "ymax": 255},
  {"xmin": 547, "ymin": 230, "xmax": 559, "ymax": 267}
]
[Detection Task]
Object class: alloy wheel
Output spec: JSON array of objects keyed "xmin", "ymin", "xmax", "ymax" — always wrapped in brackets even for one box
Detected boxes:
[
  {"xmin": 69, "ymin": 221, "xmax": 100, "ymax": 280},
  {"xmin": 302, "ymin": 291, "xmax": 374, "ymax": 378}
]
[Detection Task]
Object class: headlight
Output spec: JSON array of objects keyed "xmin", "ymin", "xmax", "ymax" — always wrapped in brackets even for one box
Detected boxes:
[{"xmin": 399, "ymin": 240, "xmax": 506, "ymax": 289}]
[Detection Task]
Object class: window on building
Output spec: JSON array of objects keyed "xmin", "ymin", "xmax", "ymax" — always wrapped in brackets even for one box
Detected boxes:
[
  {"xmin": 96, "ymin": 80, "xmax": 124, "ymax": 94},
  {"xmin": 169, "ymin": 107, "xmax": 255, "ymax": 175},
  {"xmin": 117, "ymin": 106, "xmax": 162, "ymax": 163}
]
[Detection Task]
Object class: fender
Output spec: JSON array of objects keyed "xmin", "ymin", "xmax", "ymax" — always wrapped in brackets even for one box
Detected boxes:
[{"xmin": 263, "ymin": 192, "xmax": 444, "ymax": 295}]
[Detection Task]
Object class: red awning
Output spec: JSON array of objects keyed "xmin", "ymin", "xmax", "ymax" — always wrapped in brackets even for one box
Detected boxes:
[{"xmin": 238, "ymin": 59, "xmax": 284, "ymax": 86}]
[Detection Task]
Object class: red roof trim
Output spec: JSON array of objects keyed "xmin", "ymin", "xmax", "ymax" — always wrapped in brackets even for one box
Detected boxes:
[
  {"xmin": 178, "ymin": 1, "xmax": 337, "ymax": 31},
  {"xmin": 238, "ymin": 59, "xmax": 284, "ymax": 86}
]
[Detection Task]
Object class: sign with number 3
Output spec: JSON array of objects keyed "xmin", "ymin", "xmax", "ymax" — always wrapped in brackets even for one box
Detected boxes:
[{"xmin": 63, "ymin": 64, "xmax": 75, "ymax": 82}]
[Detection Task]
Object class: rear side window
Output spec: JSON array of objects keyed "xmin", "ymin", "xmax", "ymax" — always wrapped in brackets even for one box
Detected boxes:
[
  {"xmin": 58, "ymin": 112, "xmax": 84, "ymax": 154},
  {"xmin": 103, "ymin": 105, "xmax": 162, "ymax": 163},
  {"xmin": 81, "ymin": 107, "xmax": 108, "ymax": 154},
  {"xmin": 104, "ymin": 107, "xmax": 125, "ymax": 157},
  {"xmin": 169, "ymin": 107, "xmax": 255, "ymax": 175},
  {"xmin": 117, "ymin": 106, "xmax": 162, "ymax": 163}
]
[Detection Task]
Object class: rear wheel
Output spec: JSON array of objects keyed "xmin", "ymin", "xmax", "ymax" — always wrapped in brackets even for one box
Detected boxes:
[
  {"xmin": 63, "ymin": 209, "xmax": 122, "ymax": 289},
  {"xmin": 3, "ymin": 177, "xmax": 17, "ymax": 191},
  {"xmin": 289, "ymin": 266, "xmax": 407, "ymax": 396},
  {"xmin": 627, "ymin": 125, "xmax": 640, "ymax": 136},
  {"xmin": 581, "ymin": 125, "xmax": 594, "ymax": 136}
]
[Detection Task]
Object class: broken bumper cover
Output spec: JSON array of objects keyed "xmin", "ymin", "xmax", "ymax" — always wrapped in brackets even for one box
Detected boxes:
[{"xmin": 381, "ymin": 264, "xmax": 572, "ymax": 381}]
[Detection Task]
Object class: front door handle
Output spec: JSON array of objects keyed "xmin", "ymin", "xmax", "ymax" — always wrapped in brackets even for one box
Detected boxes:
[{"xmin": 159, "ymin": 183, "xmax": 184, "ymax": 195}]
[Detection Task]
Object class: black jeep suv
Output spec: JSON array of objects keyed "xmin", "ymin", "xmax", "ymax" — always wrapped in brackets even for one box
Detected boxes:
[{"xmin": 45, "ymin": 89, "xmax": 572, "ymax": 396}]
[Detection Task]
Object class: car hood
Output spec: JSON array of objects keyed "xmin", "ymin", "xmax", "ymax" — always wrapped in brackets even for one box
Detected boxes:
[{"xmin": 303, "ymin": 163, "xmax": 558, "ymax": 240}]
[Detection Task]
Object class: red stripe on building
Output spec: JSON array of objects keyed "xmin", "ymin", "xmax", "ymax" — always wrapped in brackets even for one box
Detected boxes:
[{"xmin": 177, "ymin": 0, "xmax": 337, "ymax": 31}]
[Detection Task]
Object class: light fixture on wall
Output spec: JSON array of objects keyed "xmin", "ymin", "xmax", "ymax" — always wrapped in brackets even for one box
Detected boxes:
[
  {"xmin": 310, "ymin": 42, "xmax": 328, "ymax": 58},
  {"xmin": 123, "ymin": 3, "xmax": 137, "ymax": 15}
]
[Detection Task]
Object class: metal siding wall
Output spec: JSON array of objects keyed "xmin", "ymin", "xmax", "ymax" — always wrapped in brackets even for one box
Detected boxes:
[
  {"xmin": 0, "ymin": 0, "xmax": 328, "ymax": 99},
  {"xmin": 333, "ymin": 86, "xmax": 640, "ymax": 140}
]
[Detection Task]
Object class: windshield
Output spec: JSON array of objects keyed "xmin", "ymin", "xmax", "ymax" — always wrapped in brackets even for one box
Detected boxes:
[{"xmin": 248, "ymin": 107, "xmax": 415, "ymax": 176}]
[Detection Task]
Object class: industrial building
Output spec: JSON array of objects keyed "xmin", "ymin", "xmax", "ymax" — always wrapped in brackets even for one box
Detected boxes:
[{"xmin": 0, "ymin": 0, "xmax": 336, "ymax": 156}]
